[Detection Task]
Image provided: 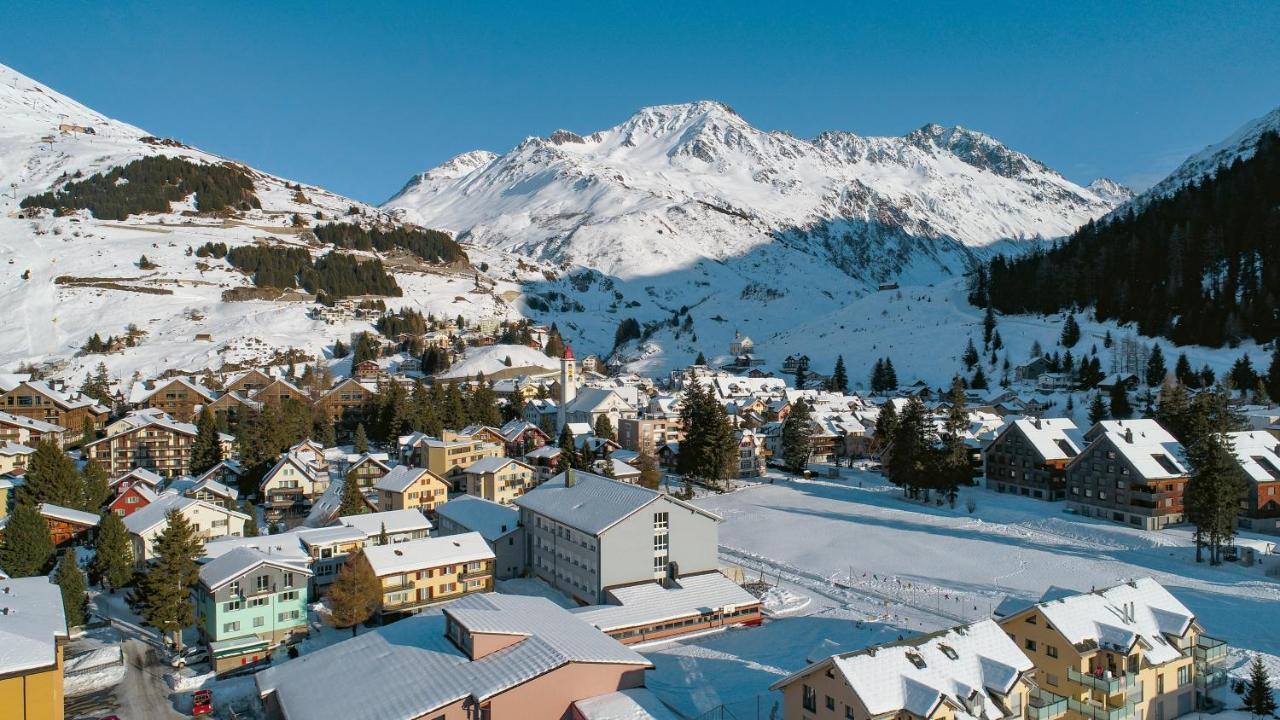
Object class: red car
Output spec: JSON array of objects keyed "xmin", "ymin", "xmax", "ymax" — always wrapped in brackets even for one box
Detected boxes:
[{"xmin": 192, "ymin": 689, "xmax": 214, "ymax": 717}]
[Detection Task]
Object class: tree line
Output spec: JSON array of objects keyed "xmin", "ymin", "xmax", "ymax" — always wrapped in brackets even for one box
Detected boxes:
[
  {"xmin": 224, "ymin": 245, "xmax": 402, "ymax": 299},
  {"xmin": 313, "ymin": 222, "xmax": 468, "ymax": 264}
]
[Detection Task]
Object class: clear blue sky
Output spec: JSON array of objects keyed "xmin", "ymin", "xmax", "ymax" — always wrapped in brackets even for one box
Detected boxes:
[{"xmin": 3, "ymin": 1, "xmax": 1277, "ymax": 203}]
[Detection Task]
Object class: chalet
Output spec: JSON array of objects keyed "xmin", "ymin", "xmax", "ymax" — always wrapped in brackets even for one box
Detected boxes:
[
  {"xmin": 1066, "ymin": 419, "xmax": 1188, "ymax": 530},
  {"xmin": 0, "ymin": 411, "xmax": 66, "ymax": 447},
  {"xmin": 191, "ymin": 460, "xmax": 245, "ymax": 493},
  {"xmin": 108, "ymin": 482, "xmax": 158, "ymax": 518},
  {"xmin": 1098, "ymin": 373, "xmax": 1141, "ymax": 393},
  {"xmin": 223, "ymin": 369, "xmax": 273, "ymax": 396},
  {"xmin": 1226, "ymin": 430, "xmax": 1280, "ymax": 535},
  {"xmin": 522, "ymin": 445, "xmax": 562, "ymax": 484},
  {"xmin": 296, "ymin": 525, "xmax": 367, "ymax": 588},
  {"xmin": 352, "ymin": 360, "xmax": 381, "ymax": 380},
  {"xmin": 251, "ymin": 378, "xmax": 311, "ymax": 407},
  {"xmin": 124, "ymin": 492, "xmax": 249, "ymax": 564},
  {"xmin": 345, "ymin": 453, "xmax": 392, "ymax": 492},
  {"xmin": 434, "ymin": 496, "xmax": 524, "ymax": 580},
  {"xmin": 134, "ymin": 377, "xmax": 217, "ymax": 422},
  {"xmin": 373, "ymin": 465, "xmax": 449, "ymax": 515},
  {"xmin": 458, "ymin": 424, "xmax": 507, "ymax": 448},
  {"xmin": 314, "ymin": 377, "xmax": 376, "ymax": 424},
  {"xmin": 0, "ymin": 442, "xmax": 35, "ymax": 476},
  {"xmin": 497, "ymin": 419, "xmax": 550, "ymax": 456},
  {"xmin": 0, "ymin": 380, "xmax": 107, "ymax": 433},
  {"xmin": 983, "ymin": 418, "xmax": 1080, "ymax": 500},
  {"xmin": 37, "ymin": 503, "xmax": 99, "ymax": 546},
  {"xmin": 205, "ymin": 391, "xmax": 260, "ymax": 430},
  {"xmin": 1015, "ymin": 356, "xmax": 1051, "ymax": 382},
  {"xmin": 108, "ymin": 467, "xmax": 163, "ymax": 496},
  {"xmin": 186, "ymin": 475, "xmax": 240, "ymax": 510},
  {"xmin": 259, "ymin": 454, "xmax": 329, "ymax": 520}
]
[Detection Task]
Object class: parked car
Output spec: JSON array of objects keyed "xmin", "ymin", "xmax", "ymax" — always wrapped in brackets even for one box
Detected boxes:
[
  {"xmin": 170, "ymin": 646, "xmax": 209, "ymax": 668},
  {"xmin": 192, "ymin": 689, "xmax": 214, "ymax": 717}
]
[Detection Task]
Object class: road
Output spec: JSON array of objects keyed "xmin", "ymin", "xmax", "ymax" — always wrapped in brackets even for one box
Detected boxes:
[{"xmin": 66, "ymin": 637, "xmax": 186, "ymax": 720}]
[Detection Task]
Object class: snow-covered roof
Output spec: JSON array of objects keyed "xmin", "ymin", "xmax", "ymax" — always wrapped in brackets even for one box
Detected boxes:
[
  {"xmin": 462, "ymin": 456, "xmax": 531, "ymax": 476},
  {"xmin": 198, "ymin": 546, "xmax": 312, "ymax": 591},
  {"xmin": 435, "ymin": 496, "xmax": 520, "ymax": 541},
  {"xmin": 200, "ymin": 533, "xmax": 311, "ymax": 564},
  {"xmin": 134, "ymin": 375, "xmax": 216, "ymax": 403},
  {"xmin": 524, "ymin": 445, "xmax": 561, "ymax": 460},
  {"xmin": 1029, "ymin": 578, "xmax": 1194, "ymax": 664},
  {"xmin": 574, "ymin": 689, "xmax": 682, "ymax": 720},
  {"xmin": 565, "ymin": 387, "xmax": 630, "ymax": 414},
  {"xmin": 338, "ymin": 509, "xmax": 433, "ymax": 537},
  {"xmin": 124, "ymin": 492, "xmax": 248, "ymax": 536},
  {"xmin": 770, "ymin": 619, "xmax": 1031, "ymax": 718},
  {"xmin": 295, "ymin": 525, "xmax": 366, "ymax": 547},
  {"xmin": 573, "ymin": 572, "xmax": 760, "ymax": 632},
  {"xmin": 0, "ymin": 442, "xmax": 35, "ymax": 457},
  {"xmin": 1224, "ymin": 430, "xmax": 1280, "ymax": 484},
  {"xmin": 189, "ymin": 475, "xmax": 238, "ymax": 501},
  {"xmin": 1005, "ymin": 417, "xmax": 1080, "ymax": 461},
  {"xmin": 256, "ymin": 593, "xmax": 649, "ymax": 719},
  {"xmin": 1093, "ymin": 420, "xmax": 1187, "ymax": 480},
  {"xmin": 372, "ymin": 465, "xmax": 437, "ymax": 494},
  {"xmin": 37, "ymin": 502, "xmax": 100, "ymax": 527},
  {"xmin": 437, "ymin": 344, "xmax": 561, "ymax": 380},
  {"xmin": 0, "ymin": 410, "xmax": 64, "ymax": 433},
  {"xmin": 109, "ymin": 467, "xmax": 163, "ymax": 488},
  {"xmin": 0, "ymin": 576, "xmax": 68, "ymax": 675},
  {"xmin": 362, "ymin": 532, "xmax": 494, "ymax": 576},
  {"xmin": 515, "ymin": 470, "xmax": 718, "ymax": 535}
]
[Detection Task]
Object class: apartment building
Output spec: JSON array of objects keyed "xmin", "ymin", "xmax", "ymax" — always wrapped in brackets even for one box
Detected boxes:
[
  {"xmin": 338, "ymin": 509, "xmax": 433, "ymax": 546},
  {"xmin": 435, "ymin": 495, "xmax": 524, "ymax": 580},
  {"xmin": 1065, "ymin": 420, "xmax": 1188, "ymax": 530},
  {"xmin": 996, "ymin": 577, "xmax": 1228, "ymax": 717},
  {"xmin": 1225, "ymin": 430, "xmax": 1280, "ymax": 535},
  {"xmin": 618, "ymin": 417, "xmax": 684, "ymax": 454},
  {"xmin": 463, "ymin": 457, "xmax": 536, "ymax": 505},
  {"xmin": 295, "ymin": 525, "xmax": 367, "ymax": 589},
  {"xmin": 0, "ymin": 380, "xmax": 108, "ymax": 433},
  {"xmin": 124, "ymin": 492, "xmax": 249, "ymax": 563},
  {"xmin": 373, "ymin": 465, "xmax": 450, "ymax": 514},
  {"xmin": 984, "ymin": 418, "xmax": 1081, "ymax": 500},
  {"xmin": 399, "ymin": 431, "xmax": 505, "ymax": 490},
  {"xmin": 771, "ymin": 619, "xmax": 1045, "ymax": 720},
  {"xmin": 196, "ymin": 547, "xmax": 312, "ymax": 673},
  {"xmin": 255, "ymin": 593, "xmax": 652, "ymax": 720},
  {"xmin": 0, "ymin": 576, "xmax": 69, "ymax": 720},
  {"xmin": 359, "ymin": 532, "xmax": 495, "ymax": 615},
  {"xmin": 0, "ymin": 410, "xmax": 66, "ymax": 447},
  {"xmin": 313, "ymin": 377, "xmax": 377, "ymax": 425},
  {"xmin": 516, "ymin": 469, "xmax": 720, "ymax": 605},
  {"xmin": 83, "ymin": 414, "xmax": 230, "ymax": 479},
  {"xmin": 135, "ymin": 376, "xmax": 217, "ymax": 422},
  {"xmin": 259, "ymin": 454, "xmax": 329, "ymax": 520}
]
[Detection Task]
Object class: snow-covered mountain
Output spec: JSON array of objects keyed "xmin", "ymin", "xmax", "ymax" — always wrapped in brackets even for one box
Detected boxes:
[
  {"xmin": 386, "ymin": 101, "xmax": 1126, "ymax": 284},
  {"xmin": 1120, "ymin": 104, "xmax": 1280, "ymax": 214},
  {"xmin": 0, "ymin": 63, "xmax": 518, "ymax": 385}
]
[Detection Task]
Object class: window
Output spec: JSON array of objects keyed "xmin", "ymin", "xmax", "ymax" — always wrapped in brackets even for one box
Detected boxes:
[
  {"xmin": 1178, "ymin": 665, "xmax": 1190, "ymax": 687},
  {"xmin": 255, "ymin": 575, "xmax": 270, "ymax": 592},
  {"xmin": 802, "ymin": 685, "xmax": 817, "ymax": 713},
  {"xmin": 1024, "ymin": 639, "xmax": 1037, "ymax": 652},
  {"xmin": 1157, "ymin": 673, "xmax": 1165, "ymax": 694},
  {"xmin": 654, "ymin": 534, "xmax": 669, "ymax": 552},
  {"xmin": 825, "ymin": 696, "xmax": 835, "ymax": 711},
  {"xmin": 1045, "ymin": 673, "xmax": 1058, "ymax": 687},
  {"xmin": 654, "ymin": 555, "xmax": 668, "ymax": 572},
  {"xmin": 248, "ymin": 597, "xmax": 268, "ymax": 608},
  {"xmin": 845, "ymin": 708, "xmax": 855, "ymax": 720},
  {"xmin": 279, "ymin": 591, "xmax": 299, "ymax": 602},
  {"xmin": 229, "ymin": 581, "xmax": 239, "ymax": 595},
  {"xmin": 1046, "ymin": 645, "xmax": 1058, "ymax": 658},
  {"xmin": 224, "ymin": 600, "xmax": 242, "ymax": 612},
  {"xmin": 253, "ymin": 616, "xmax": 265, "ymax": 628},
  {"xmin": 654, "ymin": 512, "xmax": 669, "ymax": 530},
  {"xmin": 278, "ymin": 610, "xmax": 301, "ymax": 622},
  {"xmin": 222, "ymin": 621, "xmax": 240, "ymax": 633}
]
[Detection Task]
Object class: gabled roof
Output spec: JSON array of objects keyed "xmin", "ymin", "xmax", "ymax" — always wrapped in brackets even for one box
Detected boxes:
[
  {"xmin": 462, "ymin": 457, "xmax": 532, "ymax": 476},
  {"xmin": 1000, "ymin": 417, "xmax": 1080, "ymax": 461},
  {"xmin": 189, "ymin": 475, "xmax": 239, "ymax": 501},
  {"xmin": 338, "ymin": 509, "xmax": 433, "ymax": 537},
  {"xmin": 1224, "ymin": 430, "xmax": 1280, "ymax": 484},
  {"xmin": 0, "ymin": 410, "xmax": 64, "ymax": 433},
  {"xmin": 373, "ymin": 465, "xmax": 441, "ymax": 493},
  {"xmin": 770, "ymin": 619, "xmax": 1031, "ymax": 718},
  {"xmin": 136, "ymin": 376, "xmax": 216, "ymax": 403},
  {"xmin": 0, "ymin": 576, "xmax": 68, "ymax": 675},
  {"xmin": 124, "ymin": 492, "xmax": 249, "ymax": 536},
  {"xmin": 1022, "ymin": 577, "xmax": 1194, "ymax": 665},
  {"xmin": 565, "ymin": 387, "xmax": 630, "ymax": 414},
  {"xmin": 260, "ymin": 454, "xmax": 320, "ymax": 491},
  {"xmin": 109, "ymin": 467, "xmax": 163, "ymax": 489},
  {"xmin": 198, "ymin": 546, "xmax": 312, "ymax": 592},
  {"xmin": 515, "ymin": 470, "xmax": 719, "ymax": 535},
  {"xmin": 37, "ymin": 502, "xmax": 100, "ymax": 527},
  {"xmin": 112, "ymin": 483, "xmax": 158, "ymax": 505},
  {"xmin": 362, "ymin": 532, "xmax": 493, "ymax": 576},
  {"xmin": 435, "ymin": 496, "xmax": 520, "ymax": 541},
  {"xmin": 1086, "ymin": 420, "xmax": 1187, "ymax": 480}
]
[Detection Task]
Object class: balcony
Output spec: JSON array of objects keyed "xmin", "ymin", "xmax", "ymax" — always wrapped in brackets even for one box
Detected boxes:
[
  {"xmin": 1196, "ymin": 668, "xmax": 1228, "ymax": 690},
  {"xmin": 1068, "ymin": 668, "xmax": 1141, "ymax": 696},
  {"xmin": 1194, "ymin": 635, "xmax": 1228, "ymax": 667},
  {"xmin": 1026, "ymin": 687, "xmax": 1069, "ymax": 720},
  {"xmin": 1067, "ymin": 698, "xmax": 1140, "ymax": 720},
  {"xmin": 242, "ymin": 583, "xmax": 276, "ymax": 598}
]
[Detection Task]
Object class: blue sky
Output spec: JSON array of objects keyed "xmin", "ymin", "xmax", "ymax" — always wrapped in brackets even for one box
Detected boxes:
[{"xmin": 3, "ymin": 1, "xmax": 1277, "ymax": 203}]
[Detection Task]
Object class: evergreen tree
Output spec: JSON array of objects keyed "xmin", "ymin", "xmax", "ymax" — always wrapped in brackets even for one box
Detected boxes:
[
  {"xmin": 874, "ymin": 401, "xmax": 898, "ymax": 449},
  {"xmin": 1268, "ymin": 345, "xmax": 1280, "ymax": 403},
  {"xmin": 1155, "ymin": 380, "xmax": 1193, "ymax": 442},
  {"xmin": 557, "ymin": 424, "xmax": 579, "ymax": 472},
  {"xmin": 870, "ymin": 358, "xmax": 885, "ymax": 393},
  {"xmin": 938, "ymin": 378, "xmax": 972, "ymax": 502},
  {"xmin": 354, "ymin": 423, "xmax": 369, "ymax": 453},
  {"xmin": 1243, "ymin": 654, "xmax": 1278, "ymax": 718},
  {"xmin": 962, "ymin": 338, "xmax": 980, "ymax": 369},
  {"xmin": 242, "ymin": 501, "xmax": 260, "ymax": 537},
  {"xmin": 189, "ymin": 410, "xmax": 223, "ymax": 475},
  {"xmin": 1185, "ymin": 433, "xmax": 1245, "ymax": 565},
  {"xmin": 793, "ymin": 355, "xmax": 810, "ymax": 390},
  {"xmin": 1030, "ymin": 339, "xmax": 1044, "ymax": 359},
  {"xmin": 1232, "ymin": 354, "xmax": 1259, "ymax": 396},
  {"xmin": 55, "ymin": 548, "xmax": 87, "ymax": 627},
  {"xmin": 326, "ymin": 551, "xmax": 381, "ymax": 636},
  {"xmin": 970, "ymin": 366, "xmax": 988, "ymax": 390},
  {"xmin": 136, "ymin": 510, "xmax": 203, "ymax": 650},
  {"xmin": 1088, "ymin": 393, "xmax": 1109, "ymax": 424},
  {"xmin": 1175, "ymin": 353, "xmax": 1196, "ymax": 387},
  {"xmin": 982, "ymin": 305, "xmax": 997, "ymax": 345},
  {"xmin": 831, "ymin": 355, "xmax": 849, "ymax": 393},
  {"xmin": 80, "ymin": 461, "xmax": 110, "ymax": 513},
  {"xmin": 1060, "ymin": 314, "xmax": 1081, "ymax": 348},
  {"xmin": 333, "ymin": 338, "xmax": 349, "ymax": 358},
  {"xmin": 81, "ymin": 417, "xmax": 95, "ymax": 446},
  {"xmin": 636, "ymin": 446, "xmax": 661, "ymax": 490},
  {"xmin": 544, "ymin": 325, "xmax": 565, "ymax": 358},
  {"xmin": 593, "ymin": 414, "xmax": 616, "ymax": 442},
  {"xmin": 0, "ymin": 503, "xmax": 55, "ymax": 577},
  {"xmin": 466, "ymin": 376, "xmax": 503, "ymax": 428},
  {"xmin": 676, "ymin": 380, "xmax": 736, "ymax": 488},
  {"xmin": 883, "ymin": 358, "xmax": 898, "ymax": 389},
  {"xmin": 19, "ymin": 440, "xmax": 82, "ymax": 508},
  {"xmin": 694, "ymin": 352, "xmax": 707, "ymax": 366},
  {"xmin": 1108, "ymin": 382, "xmax": 1133, "ymax": 419},
  {"xmin": 90, "ymin": 511, "xmax": 134, "ymax": 590},
  {"xmin": 887, "ymin": 398, "xmax": 932, "ymax": 499},
  {"xmin": 338, "ymin": 479, "xmax": 368, "ymax": 517},
  {"xmin": 1146, "ymin": 345, "xmax": 1167, "ymax": 387},
  {"xmin": 781, "ymin": 398, "xmax": 813, "ymax": 474}
]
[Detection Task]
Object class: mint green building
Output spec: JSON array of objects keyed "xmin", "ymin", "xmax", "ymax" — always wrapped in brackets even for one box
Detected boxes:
[{"xmin": 195, "ymin": 546, "xmax": 312, "ymax": 673}]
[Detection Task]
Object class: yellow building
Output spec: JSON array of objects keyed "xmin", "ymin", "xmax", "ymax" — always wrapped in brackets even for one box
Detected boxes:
[
  {"xmin": 359, "ymin": 531, "xmax": 496, "ymax": 615},
  {"xmin": 399, "ymin": 431, "xmax": 504, "ymax": 490},
  {"xmin": 373, "ymin": 465, "xmax": 450, "ymax": 514},
  {"xmin": 462, "ymin": 457, "xmax": 536, "ymax": 505},
  {"xmin": 0, "ymin": 576, "xmax": 69, "ymax": 720},
  {"xmin": 770, "ymin": 619, "xmax": 1055, "ymax": 720},
  {"xmin": 996, "ymin": 577, "xmax": 1228, "ymax": 718}
]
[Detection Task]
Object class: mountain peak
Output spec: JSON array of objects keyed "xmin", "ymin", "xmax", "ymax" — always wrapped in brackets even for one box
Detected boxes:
[{"xmin": 905, "ymin": 123, "xmax": 1046, "ymax": 179}]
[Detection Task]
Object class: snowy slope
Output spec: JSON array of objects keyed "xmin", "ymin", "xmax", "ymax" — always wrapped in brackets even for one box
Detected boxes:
[
  {"xmin": 0, "ymin": 63, "xmax": 522, "ymax": 386},
  {"xmin": 1120, "ymin": 104, "xmax": 1280, "ymax": 214},
  {"xmin": 386, "ymin": 102, "xmax": 1126, "ymax": 283}
]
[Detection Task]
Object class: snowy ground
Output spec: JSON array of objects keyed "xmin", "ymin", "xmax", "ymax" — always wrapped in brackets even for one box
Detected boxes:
[{"xmin": 640, "ymin": 465, "xmax": 1280, "ymax": 718}]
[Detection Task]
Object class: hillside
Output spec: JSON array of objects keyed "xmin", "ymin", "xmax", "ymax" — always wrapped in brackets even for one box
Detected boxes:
[{"xmin": 0, "ymin": 63, "xmax": 525, "ymax": 386}]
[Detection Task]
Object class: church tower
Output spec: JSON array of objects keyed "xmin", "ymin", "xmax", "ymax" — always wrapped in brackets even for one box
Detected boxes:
[{"xmin": 557, "ymin": 344, "xmax": 577, "ymax": 431}]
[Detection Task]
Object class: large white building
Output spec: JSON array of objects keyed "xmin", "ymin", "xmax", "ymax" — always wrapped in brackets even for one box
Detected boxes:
[{"xmin": 515, "ymin": 469, "xmax": 721, "ymax": 605}]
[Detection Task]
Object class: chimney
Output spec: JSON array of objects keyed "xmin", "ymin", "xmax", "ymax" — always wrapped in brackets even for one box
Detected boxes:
[
  {"xmin": 1124, "ymin": 428, "xmax": 1134, "ymax": 444},
  {"xmin": 565, "ymin": 468, "xmax": 576, "ymax": 488},
  {"xmin": 1033, "ymin": 418, "xmax": 1042, "ymax": 430}
]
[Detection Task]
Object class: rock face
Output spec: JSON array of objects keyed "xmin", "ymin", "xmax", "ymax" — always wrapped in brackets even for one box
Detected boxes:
[{"xmin": 385, "ymin": 100, "xmax": 1126, "ymax": 284}]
